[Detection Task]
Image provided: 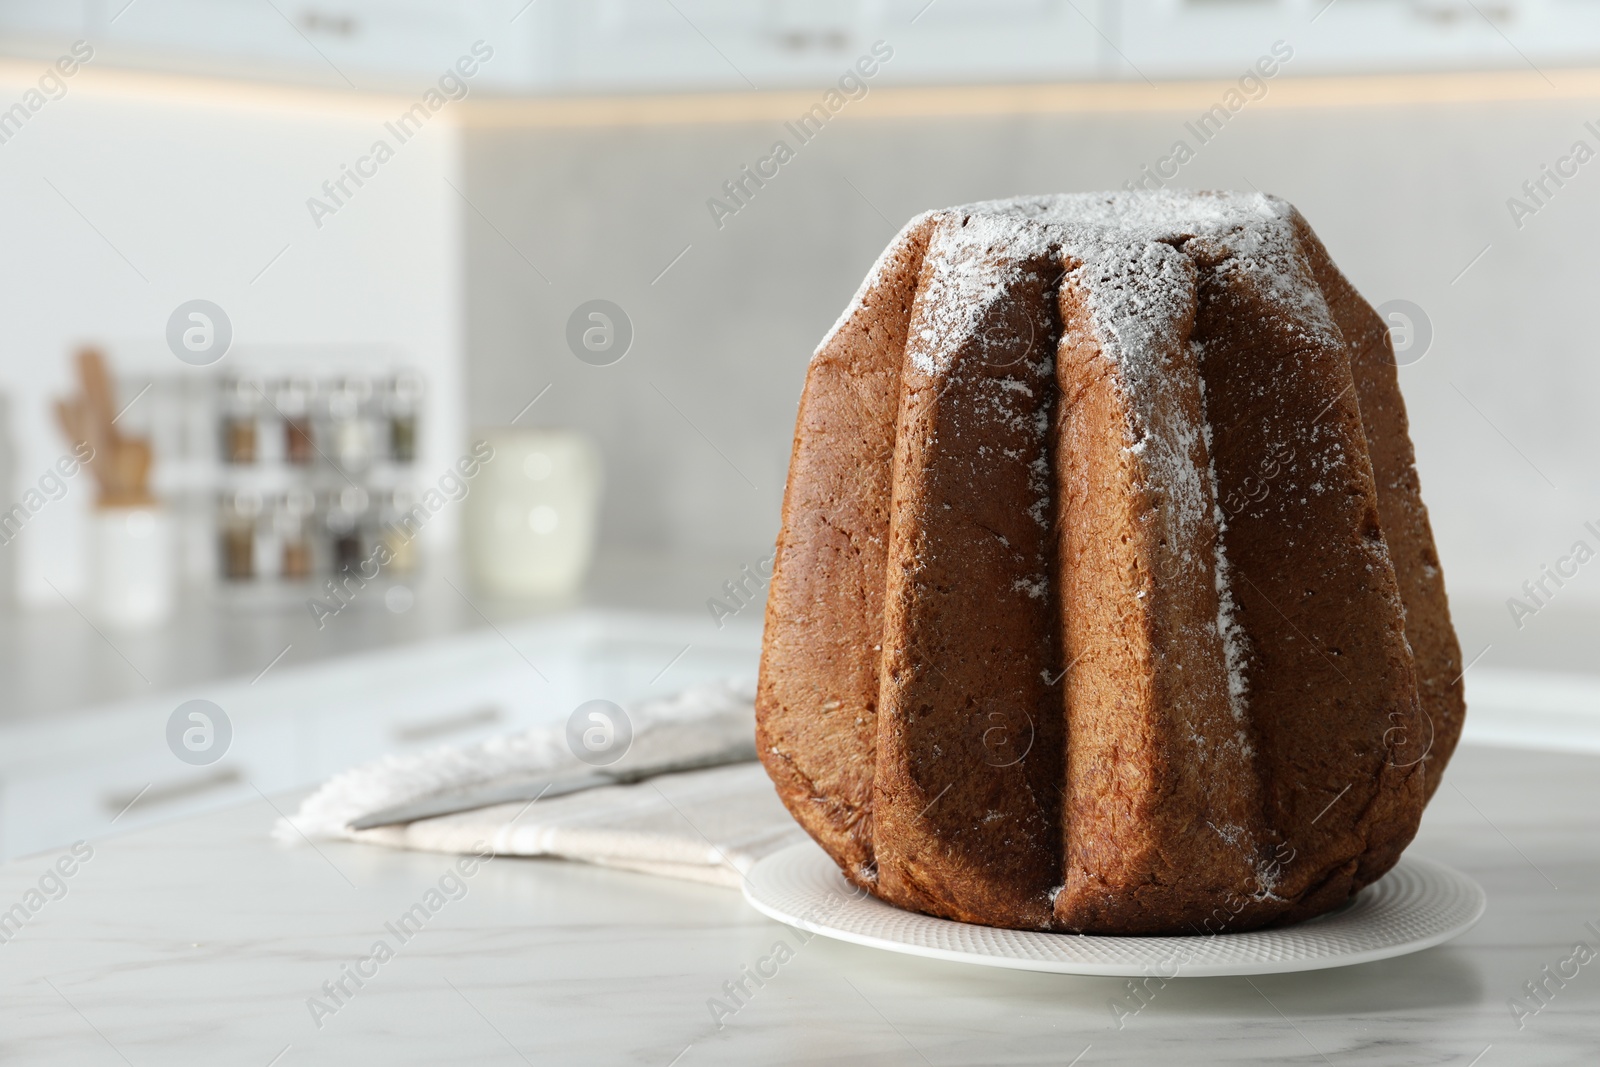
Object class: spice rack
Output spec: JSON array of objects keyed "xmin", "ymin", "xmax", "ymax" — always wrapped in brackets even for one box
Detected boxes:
[{"xmin": 113, "ymin": 366, "xmax": 426, "ymax": 607}]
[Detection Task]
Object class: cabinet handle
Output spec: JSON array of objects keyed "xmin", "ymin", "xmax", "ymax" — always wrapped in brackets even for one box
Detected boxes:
[
  {"xmin": 102, "ymin": 768, "xmax": 243, "ymax": 816},
  {"xmin": 392, "ymin": 705, "xmax": 504, "ymax": 744}
]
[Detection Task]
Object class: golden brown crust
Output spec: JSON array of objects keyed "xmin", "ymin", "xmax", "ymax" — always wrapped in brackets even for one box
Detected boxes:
[
  {"xmin": 756, "ymin": 193, "xmax": 1457, "ymax": 935},
  {"xmin": 1183, "ymin": 229, "xmax": 1426, "ymax": 913},
  {"xmin": 870, "ymin": 215, "xmax": 1064, "ymax": 927},
  {"xmin": 756, "ymin": 214, "xmax": 937, "ymax": 884},
  {"xmin": 1052, "ymin": 245, "xmax": 1273, "ymax": 934},
  {"xmin": 1285, "ymin": 213, "xmax": 1467, "ymax": 804}
]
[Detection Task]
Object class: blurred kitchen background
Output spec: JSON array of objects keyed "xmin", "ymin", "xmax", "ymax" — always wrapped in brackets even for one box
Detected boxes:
[{"xmin": 0, "ymin": 0, "xmax": 1597, "ymax": 859}]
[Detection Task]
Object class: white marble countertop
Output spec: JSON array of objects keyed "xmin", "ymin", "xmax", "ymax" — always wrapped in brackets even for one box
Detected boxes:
[
  {"xmin": 0, "ymin": 548, "xmax": 752, "ymax": 725},
  {"xmin": 0, "ymin": 741, "xmax": 1595, "ymax": 1065}
]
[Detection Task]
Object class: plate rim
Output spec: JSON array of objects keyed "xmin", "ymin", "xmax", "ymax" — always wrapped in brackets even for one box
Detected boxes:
[{"xmin": 742, "ymin": 841, "xmax": 1486, "ymax": 977}]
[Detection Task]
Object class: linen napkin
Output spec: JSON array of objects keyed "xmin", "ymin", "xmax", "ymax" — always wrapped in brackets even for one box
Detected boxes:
[{"xmin": 273, "ymin": 678, "xmax": 808, "ymax": 887}]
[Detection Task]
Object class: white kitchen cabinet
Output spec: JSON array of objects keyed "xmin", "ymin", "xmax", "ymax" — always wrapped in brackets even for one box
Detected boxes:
[
  {"xmin": 0, "ymin": 609, "xmax": 759, "ymax": 862},
  {"xmin": 0, "ymin": 713, "xmax": 295, "ymax": 860},
  {"xmin": 4, "ymin": 0, "xmax": 1595, "ymax": 94},
  {"xmin": 0, "ymin": 0, "xmax": 529, "ymax": 89},
  {"xmin": 1120, "ymin": 0, "xmax": 1600, "ymax": 79}
]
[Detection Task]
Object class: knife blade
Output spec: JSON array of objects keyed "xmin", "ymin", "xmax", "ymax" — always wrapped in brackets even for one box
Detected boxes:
[{"xmin": 347, "ymin": 745, "xmax": 756, "ymax": 830}]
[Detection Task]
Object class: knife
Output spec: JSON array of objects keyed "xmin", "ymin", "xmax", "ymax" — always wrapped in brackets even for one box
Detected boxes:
[{"xmin": 347, "ymin": 745, "xmax": 757, "ymax": 830}]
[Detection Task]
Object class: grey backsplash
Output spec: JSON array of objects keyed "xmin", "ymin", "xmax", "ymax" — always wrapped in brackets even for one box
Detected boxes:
[{"xmin": 461, "ymin": 97, "xmax": 1600, "ymax": 642}]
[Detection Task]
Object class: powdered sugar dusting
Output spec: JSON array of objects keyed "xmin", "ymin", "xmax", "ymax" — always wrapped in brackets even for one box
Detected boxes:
[
  {"xmin": 904, "ymin": 211, "xmax": 1057, "ymax": 378},
  {"xmin": 929, "ymin": 191, "xmax": 1323, "ymax": 743},
  {"xmin": 903, "ymin": 212, "xmax": 1062, "ymax": 546},
  {"xmin": 836, "ymin": 190, "xmax": 1344, "ymax": 903},
  {"xmin": 1212, "ymin": 521, "xmax": 1251, "ymax": 720},
  {"xmin": 1202, "ymin": 411, "xmax": 1251, "ymax": 724},
  {"xmin": 815, "ymin": 210, "xmax": 939, "ymax": 360}
]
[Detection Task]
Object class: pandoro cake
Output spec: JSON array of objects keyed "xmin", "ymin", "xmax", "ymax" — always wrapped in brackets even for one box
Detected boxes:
[{"xmin": 755, "ymin": 191, "xmax": 1465, "ymax": 935}]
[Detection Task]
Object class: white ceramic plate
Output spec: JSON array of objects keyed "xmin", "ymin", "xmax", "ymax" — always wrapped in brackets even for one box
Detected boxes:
[{"xmin": 742, "ymin": 841, "xmax": 1485, "ymax": 977}]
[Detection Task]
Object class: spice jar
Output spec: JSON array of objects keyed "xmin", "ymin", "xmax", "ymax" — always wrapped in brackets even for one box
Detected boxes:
[
  {"xmin": 327, "ymin": 378, "xmax": 373, "ymax": 472},
  {"xmin": 220, "ymin": 490, "xmax": 261, "ymax": 580},
  {"xmin": 220, "ymin": 379, "xmax": 259, "ymax": 464},
  {"xmin": 386, "ymin": 371, "xmax": 422, "ymax": 463},
  {"xmin": 278, "ymin": 378, "xmax": 316, "ymax": 465},
  {"xmin": 379, "ymin": 487, "xmax": 420, "ymax": 575},
  {"xmin": 278, "ymin": 488, "xmax": 315, "ymax": 580},
  {"xmin": 327, "ymin": 486, "xmax": 369, "ymax": 576}
]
